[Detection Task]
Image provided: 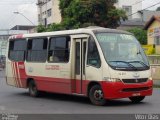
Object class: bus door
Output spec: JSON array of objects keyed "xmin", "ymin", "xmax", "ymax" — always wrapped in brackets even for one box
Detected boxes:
[{"xmin": 73, "ymin": 38, "xmax": 87, "ymax": 94}]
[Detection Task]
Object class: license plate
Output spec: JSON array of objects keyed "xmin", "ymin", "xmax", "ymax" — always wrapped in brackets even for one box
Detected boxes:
[{"xmin": 132, "ymin": 93, "xmax": 141, "ymax": 96}]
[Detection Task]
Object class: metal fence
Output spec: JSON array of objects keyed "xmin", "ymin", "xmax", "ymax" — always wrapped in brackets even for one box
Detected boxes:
[
  {"xmin": 148, "ymin": 55, "xmax": 160, "ymax": 65},
  {"xmin": 148, "ymin": 55, "xmax": 160, "ymax": 80}
]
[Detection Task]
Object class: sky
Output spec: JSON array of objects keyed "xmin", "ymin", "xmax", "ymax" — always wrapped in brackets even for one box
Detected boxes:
[
  {"xmin": 0, "ymin": 0, "xmax": 160, "ymax": 33},
  {"xmin": 142, "ymin": 0, "xmax": 160, "ymax": 10},
  {"xmin": 0, "ymin": 0, "xmax": 37, "ymax": 31}
]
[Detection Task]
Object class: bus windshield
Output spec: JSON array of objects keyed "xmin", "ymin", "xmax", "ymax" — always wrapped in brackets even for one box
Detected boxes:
[{"xmin": 95, "ymin": 33, "xmax": 150, "ymax": 70}]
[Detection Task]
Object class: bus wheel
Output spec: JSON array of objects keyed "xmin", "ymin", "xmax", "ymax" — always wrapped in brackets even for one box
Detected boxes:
[
  {"xmin": 129, "ymin": 96, "xmax": 145, "ymax": 103},
  {"xmin": 28, "ymin": 80, "xmax": 39, "ymax": 97},
  {"xmin": 89, "ymin": 85, "xmax": 106, "ymax": 106}
]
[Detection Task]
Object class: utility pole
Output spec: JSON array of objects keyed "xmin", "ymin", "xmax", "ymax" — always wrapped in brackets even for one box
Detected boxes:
[{"xmin": 13, "ymin": 12, "xmax": 35, "ymax": 26}]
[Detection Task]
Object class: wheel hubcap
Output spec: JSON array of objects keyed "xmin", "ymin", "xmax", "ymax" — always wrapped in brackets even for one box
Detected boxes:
[{"xmin": 94, "ymin": 90, "xmax": 103, "ymax": 100}]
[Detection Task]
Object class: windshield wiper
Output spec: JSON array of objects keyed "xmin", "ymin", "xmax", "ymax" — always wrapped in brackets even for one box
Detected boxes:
[
  {"xmin": 128, "ymin": 61, "xmax": 149, "ymax": 68},
  {"xmin": 108, "ymin": 61, "xmax": 138, "ymax": 70}
]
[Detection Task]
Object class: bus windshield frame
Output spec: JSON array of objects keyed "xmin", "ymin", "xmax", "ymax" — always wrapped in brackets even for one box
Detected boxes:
[{"xmin": 94, "ymin": 32, "xmax": 150, "ymax": 71}]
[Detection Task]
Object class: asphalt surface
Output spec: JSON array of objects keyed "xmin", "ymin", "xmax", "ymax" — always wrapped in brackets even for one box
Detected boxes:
[{"xmin": 0, "ymin": 70, "xmax": 160, "ymax": 114}]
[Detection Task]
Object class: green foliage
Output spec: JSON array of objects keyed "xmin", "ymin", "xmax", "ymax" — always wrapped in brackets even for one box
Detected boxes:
[
  {"xmin": 127, "ymin": 27, "xmax": 147, "ymax": 45},
  {"xmin": 156, "ymin": 6, "xmax": 160, "ymax": 11},
  {"xmin": 107, "ymin": 9, "xmax": 127, "ymax": 28},
  {"xmin": 46, "ymin": 23, "xmax": 65, "ymax": 32},
  {"xmin": 37, "ymin": 24, "xmax": 47, "ymax": 33},
  {"xmin": 37, "ymin": 0, "xmax": 127, "ymax": 32}
]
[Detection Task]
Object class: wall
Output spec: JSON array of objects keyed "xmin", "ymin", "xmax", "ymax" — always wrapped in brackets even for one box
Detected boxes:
[
  {"xmin": 52, "ymin": 0, "xmax": 61, "ymax": 24},
  {"xmin": 151, "ymin": 65, "xmax": 160, "ymax": 80},
  {"xmin": 148, "ymin": 55, "xmax": 160, "ymax": 80},
  {"xmin": 156, "ymin": 45, "xmax": 160, "ymax": 54}
]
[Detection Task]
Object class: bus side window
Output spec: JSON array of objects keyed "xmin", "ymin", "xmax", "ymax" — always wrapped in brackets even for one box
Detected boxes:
[
  {"xmin": 27, "ymin": 38, "xmax": 48, "ymax": 62},
  {"xmin": 87, "ymin": 37, "xmax": 101, "ymax": 68},
  {"xmin": 9, "ymin": 39, "xmax": 27, "ymax": 61},
  {"xmin": 48, "ymin": 36, "xmax": 70, "ymax": 63}
]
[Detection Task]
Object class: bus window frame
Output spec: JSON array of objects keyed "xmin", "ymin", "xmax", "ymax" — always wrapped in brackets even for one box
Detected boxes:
[
  {"xmin": 47, "ymin": 35, "xmax": 71, "ymax": 64},
  {"xmin": 8, "ymin": 38, "xmax": 27, "ymax": 62},
  {"xmin": 26, "ymin": 37, "xmax": 48, "ymax": 63},
  {"xmin": 86, "ymin": 36, "xmax": 102, "ymax": 68}
]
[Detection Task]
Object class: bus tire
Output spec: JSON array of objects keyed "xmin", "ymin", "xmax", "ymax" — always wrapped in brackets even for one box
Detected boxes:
[
  {"xmin": 28, "ymin": 80, "xmax": 39, "ymax": 97},
  {"xmin": 89, "ymin": 85, "xmax": 106, "ymax": 106},
  {"xmin": 129, "ymin": 96, "xmax": 145, "ymax": 103}
]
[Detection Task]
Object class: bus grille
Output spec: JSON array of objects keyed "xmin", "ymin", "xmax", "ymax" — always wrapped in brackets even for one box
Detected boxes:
[
  {"xmin": 122, "ymin": 87, "xmax": 150, "ymax": 92},
  {"xmin": 122, "ymin": 78, "xmax": 148, "ymax": 84}
]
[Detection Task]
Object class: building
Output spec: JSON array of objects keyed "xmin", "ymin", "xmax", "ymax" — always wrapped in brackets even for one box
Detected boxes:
[
  {"xmin": 0, "ymin": 25, "xmax": 36, "ymax": 57},
  {"xmin": 0, "ymin": 35, "xmax": 9, "ymax": 56},
  {"xmin": 117, "ymin": 18, "xmax": 145, "ymax": 30},
  {"xmin": 115, "ymin": 0, "xmax": 142, "ymax": 20},
  {"xmin": 10, "ymin": 25, "xmax": 37, "ymax": 33},
  {"xmin": 117, "ymin": 10, "xmax": 160, "ymax": 30},
  {"xmin": 37, "ymin": 0, "xmax": 61, "ymax": 26},
  {"xmin": 140, "ymin": 10, "xmax": 160, "ymax": 22},
  {"xmin": 144, "ymin": 16, "xmax": 160, "ymax": 54}
]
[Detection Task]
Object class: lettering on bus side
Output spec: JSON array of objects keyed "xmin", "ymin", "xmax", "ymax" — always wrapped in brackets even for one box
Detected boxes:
[
  {"xmin": 18, "ymin": 64, "xmax": 25, "ymax": 69},
  {"xmin": 45, "ymin": 65, "xmax": 60, "ymax": 70}
]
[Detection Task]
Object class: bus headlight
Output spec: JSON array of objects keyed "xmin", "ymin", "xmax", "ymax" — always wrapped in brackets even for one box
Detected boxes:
[
  {"xmin": 104, "ymin": 78, "xmax": 121, "ymax": 82},
  {"xmin": 148, "ymin": 77, "xmax": 153, "ymax": 81}
]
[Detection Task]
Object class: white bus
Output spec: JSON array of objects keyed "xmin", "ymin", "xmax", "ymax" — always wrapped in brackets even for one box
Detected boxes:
[{"xmin": 6, "ymin": 27, "xmax": 153, "ymax": 105}]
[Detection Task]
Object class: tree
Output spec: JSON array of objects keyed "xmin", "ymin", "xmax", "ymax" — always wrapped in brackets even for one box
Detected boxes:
[
  {"xmin": 37, "ymin": 24, "xmax": 47, "ymax": 33},
  {"xmin": 37, "ymin": 0, "xmax": 127, "ymax": 32},
  {"xmin": 156, "ymin": 6, "xmax": 160, "ymax": 11},
  {"xmin": 127, "ymin": 27, "xmax": 147, "ymax": 45}
]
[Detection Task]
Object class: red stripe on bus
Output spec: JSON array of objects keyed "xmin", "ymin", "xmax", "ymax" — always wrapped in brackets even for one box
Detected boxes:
[
  {"xmin": 17, "ymin": 62, "xmax": 27, "ymax": 88},
  {"xmin": 23, "ymin": 76, "xmax": 89, "ymax": 95},
  {"xmin": 14, "ymin": 62, "xmax": 20, "ymax": 87},
  {"xmin": 15, "ymin": 34, "xmax": 23, "ymax": 39},
  {"xmin": 11, "ymin": 62, "xmax": 17, "ymax": 86},
  {"xmin": 16, "ymin": 62, "xmax": 22, "ymax": 87}
]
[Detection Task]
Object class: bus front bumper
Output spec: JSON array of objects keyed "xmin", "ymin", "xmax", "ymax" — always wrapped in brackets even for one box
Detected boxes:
[{"xmin": 101, "ymin": 80, "xmax": 153, "ymax": 100}]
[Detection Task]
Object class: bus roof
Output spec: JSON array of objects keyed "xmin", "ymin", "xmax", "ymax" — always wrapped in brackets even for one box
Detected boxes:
[{"xmin": 9, "ymin": 26, "xmax": 131, "ymax": 39}]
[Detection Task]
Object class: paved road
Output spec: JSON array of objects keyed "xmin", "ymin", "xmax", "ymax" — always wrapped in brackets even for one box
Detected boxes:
[{"xmin": 0, "ymin": 70, "xmax": 160, "ymax": 114}]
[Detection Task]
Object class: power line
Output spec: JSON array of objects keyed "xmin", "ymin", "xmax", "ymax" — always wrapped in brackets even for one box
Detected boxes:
[
  {"xmin": 128, "ymin": 1, "xmax": 160, "ymax": 17},
  {"xmin": 130, "ymin": 0, "xmax": 146, "ymax": 6}
]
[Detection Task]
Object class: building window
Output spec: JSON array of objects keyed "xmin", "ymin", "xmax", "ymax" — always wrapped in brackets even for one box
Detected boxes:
[
  {"xmin": 27, "ymin": 38, "xmax": 48, "ymax": 62},
  {"xmin": 48, "ymin": 36, "xmax": 70, "ymax": 63},
  {"xmin": 122, "ymin": 6, "xmax": 132, "ymax": 19},
  {"xmin": 47, "ymin": 9, "xmax": 52, "ymax": 17},
  {"xmin": 9, "ymin": 39, "xmax": 27, "ymax": 61},
  {"xmin": 38, "ymin": 14, "xmax": 41, "ymax": 23},
  {"xmin": 44, "ymin": 18, "xmax": 47, "ymax": 26},
  {"xmin": 154, "ymin": 36, "xmax": 160, "ymax": 45}
]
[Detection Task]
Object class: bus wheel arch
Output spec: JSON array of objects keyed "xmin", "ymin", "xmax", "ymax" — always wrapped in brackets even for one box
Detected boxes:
[
  {"xmin": 27, "ymin": 78, "xmax": 34, "ymax": 88},
  {"xmin": 27, "ymin": 78, "xmax": 39, "ymax": 97},
  {"xmin": 87, "ymin": 81, "xmax": 106, "ymax": 106}
]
